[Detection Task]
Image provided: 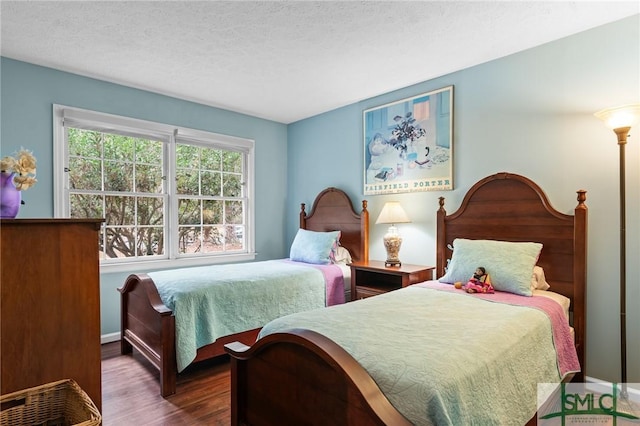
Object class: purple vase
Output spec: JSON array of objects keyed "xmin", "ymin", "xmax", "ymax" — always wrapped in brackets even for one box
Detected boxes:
[{"xmin": 0, "ymin": 172, "xmax": 21, "ymax": 218}]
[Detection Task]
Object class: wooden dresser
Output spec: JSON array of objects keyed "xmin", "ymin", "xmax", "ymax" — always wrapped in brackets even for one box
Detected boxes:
[{"xmin": 0, "ymin": 218, "xmax": 103, "ymax": 412}]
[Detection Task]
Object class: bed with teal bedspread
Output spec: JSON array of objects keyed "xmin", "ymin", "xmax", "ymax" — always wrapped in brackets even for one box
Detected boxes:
[
  {"xmin": 119, "ymin": 186, "xmax": 370, "ymax": 397},
  {"xmin": 150, "ymin": 259, "xmax": 341, "ymax": 372},
  {"xmin": 224, "ymin": 173, "xmax": 588, "ymax": 425},
  {"xmin": 259, "ymin": 283, "xmax": 579, "ymax": 425}
]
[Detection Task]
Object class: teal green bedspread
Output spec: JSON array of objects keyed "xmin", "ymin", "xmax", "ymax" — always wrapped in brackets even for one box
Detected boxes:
[
  {"xmin": 150, "ymin": 259, "xmax": 326, "ymax": 371},
  {"xmin": 260, "ymin": 285, "xmax": 577, "ymax": 425}
]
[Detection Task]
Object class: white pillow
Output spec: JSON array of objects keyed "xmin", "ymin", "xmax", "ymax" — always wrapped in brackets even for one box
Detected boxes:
[
  {"xmin": 531, "ymin": 266, "xmax": 550, "ymax": 291},
  {"xmin": 332, "ymin": 246, "xmax": 352, "ymax": 264},
  {"xmin": 439, "ymin": 238, "xmax": 543, "ymax": 296}
]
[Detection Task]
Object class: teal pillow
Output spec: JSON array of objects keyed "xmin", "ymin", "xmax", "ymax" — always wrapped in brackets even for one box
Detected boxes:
[
  {"xmin": 290, "ymin": 229, "xmax": 341, "ymax": 264},
  {"xmin": 439, "ymin": 238, "xmax": 542, "ymax": 296}
]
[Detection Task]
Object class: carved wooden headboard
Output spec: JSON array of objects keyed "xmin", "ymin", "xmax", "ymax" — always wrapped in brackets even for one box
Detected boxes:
[
  {"xmin": 299, "ymin": 187, "xmax": 369, "ymax": 263},
  {"xmin": 436, "ymin": 172, "xmax": 588, "ymax": 380}
]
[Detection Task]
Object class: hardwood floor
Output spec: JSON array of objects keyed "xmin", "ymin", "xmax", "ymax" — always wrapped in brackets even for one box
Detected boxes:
[{"xmin": 101, "ymin": 342, "xmax": 231, "ymax": 425}]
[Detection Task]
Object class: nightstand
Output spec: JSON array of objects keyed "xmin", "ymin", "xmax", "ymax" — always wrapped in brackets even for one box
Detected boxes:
[{"xmin": 349, "ymin": 260, "xmax": 435, "ymax": 300}]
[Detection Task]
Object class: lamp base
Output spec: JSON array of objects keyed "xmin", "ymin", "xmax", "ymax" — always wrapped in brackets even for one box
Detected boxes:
[{"xmin": 383, "ymin": 226, "xmax": 403, "ymax": 268}]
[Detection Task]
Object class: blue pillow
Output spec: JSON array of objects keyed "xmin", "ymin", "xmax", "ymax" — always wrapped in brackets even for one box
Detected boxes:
[
  {"xmin": 439, "ymin": 238, "xmax": 542, "ymax": 296},
  {"xmin": 289, "ymin": 229, "xmax": 341, "ymax": 264}
]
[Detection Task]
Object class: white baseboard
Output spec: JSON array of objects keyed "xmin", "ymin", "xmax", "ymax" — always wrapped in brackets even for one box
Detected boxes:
[{"xmin": 101, "ymin": 332, "xmax": 120, "ymax": 344}]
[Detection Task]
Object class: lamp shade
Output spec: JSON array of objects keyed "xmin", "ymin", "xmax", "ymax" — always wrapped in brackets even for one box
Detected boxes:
[
  {"xmin": 594, "ymin": 104, "xmax": 640, "ymax": 129},
  {"xmin": 376, "ymin": 202, "xmax": 410, "ymax": 225}
]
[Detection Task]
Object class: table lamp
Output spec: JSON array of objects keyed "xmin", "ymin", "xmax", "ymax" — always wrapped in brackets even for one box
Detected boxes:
[{"xmin": 375, "ymin": 201, "xmax": 410, "ymax": 267}]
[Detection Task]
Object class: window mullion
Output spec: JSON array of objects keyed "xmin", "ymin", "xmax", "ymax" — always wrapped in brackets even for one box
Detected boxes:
[{"xmin": 167, "ymin": 133, "xmax": 177, "ymax": 260}]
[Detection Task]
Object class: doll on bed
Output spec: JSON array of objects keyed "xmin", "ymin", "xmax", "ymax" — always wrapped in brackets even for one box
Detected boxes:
[{"xmin": 463, "ymin": 267, "xmax": 494, "ymax": 294}]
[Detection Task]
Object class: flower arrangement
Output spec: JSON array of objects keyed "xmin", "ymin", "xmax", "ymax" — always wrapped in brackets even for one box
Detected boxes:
[
  {"xmin": 388, "ymin": 112, "xmax": 426, "ymax": 157},
  {"xmin": 1, "ymin": 148, "xmax": 37, "ymax": 190}
]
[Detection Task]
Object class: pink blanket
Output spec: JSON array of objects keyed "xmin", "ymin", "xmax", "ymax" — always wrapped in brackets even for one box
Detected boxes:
[
  {"xmin": 283, "ymin": 260, "xmax": 345, "ymax": 306},
  {"xmin": 308, "ymin": 263, "xmax": 345, "ymax": 306},
  {"xmin": 415, "ymin": 281, "xmax": 580, "ymax": 378}
]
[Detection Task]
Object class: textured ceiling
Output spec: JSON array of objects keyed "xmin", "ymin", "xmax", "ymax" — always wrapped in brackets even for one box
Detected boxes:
[{"xmin": 1, "ymin": 1, "xmax": 638, "ymax": 124}]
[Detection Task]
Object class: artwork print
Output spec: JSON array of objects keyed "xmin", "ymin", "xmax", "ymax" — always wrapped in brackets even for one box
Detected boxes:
[{"xmin": 363, "ymin": 86, "xmax": 453, "ymax": 195}]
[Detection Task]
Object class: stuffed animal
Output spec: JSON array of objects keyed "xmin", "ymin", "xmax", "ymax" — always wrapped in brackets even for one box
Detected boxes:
[{"xmin": 463, "ymin": 266, "xmax": 494, "ymax": 294}]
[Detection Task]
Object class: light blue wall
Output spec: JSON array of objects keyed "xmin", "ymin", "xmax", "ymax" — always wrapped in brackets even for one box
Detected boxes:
[
  {"xmin": 0, "ymin": 58, "xmax": 289, "ymax": 337},
  {"xmin": 287, "ymin": 15, "xmax": 640, "ymax": 384}
]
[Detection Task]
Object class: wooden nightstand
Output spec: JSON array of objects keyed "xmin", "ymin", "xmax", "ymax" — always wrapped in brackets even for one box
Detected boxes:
[{"xmin": 349, "ymin": 260, "xmax": 435, "ymax": 300}]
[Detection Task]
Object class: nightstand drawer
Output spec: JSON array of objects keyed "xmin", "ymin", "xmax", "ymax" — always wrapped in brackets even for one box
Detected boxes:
[{"xmin": 355, "ymin": 285, "xmax": 388, "ymax": 299}]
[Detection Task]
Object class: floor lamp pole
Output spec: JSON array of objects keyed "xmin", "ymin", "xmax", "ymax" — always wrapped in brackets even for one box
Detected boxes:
[
  {"xmin": 595, "ymin": 104, "xmax": 640, "ymax": 397},
  {"xmin": 614, "ymin": 126, "xmax": 629, "ymax": 398}
]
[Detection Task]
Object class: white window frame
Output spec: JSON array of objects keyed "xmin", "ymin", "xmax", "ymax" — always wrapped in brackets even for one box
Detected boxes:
[{"xmin": 53, "ymin": 104, "xmax": 256, "ymax": 273}]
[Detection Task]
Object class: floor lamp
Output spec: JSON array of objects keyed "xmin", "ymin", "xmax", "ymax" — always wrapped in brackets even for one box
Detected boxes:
[{"xmin": 594, "ymin": 103, "xmax": 640, "ymax": 398}]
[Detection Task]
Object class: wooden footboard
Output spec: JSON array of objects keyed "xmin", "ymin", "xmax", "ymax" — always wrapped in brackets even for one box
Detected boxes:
[
  {"xmin": 119, "ymin": 273, "xmax": 261, "ymax": 397},
  {"xmin": 224, "ymin": 329, "xmax": 570, "ymax": 426},
  {"xmin": 224, "ymin": 329, "xmax": 412, "ymax": 426},
  {"xmin": 119, "ymin": 273, "xmax": 177, "ymax": 397}
]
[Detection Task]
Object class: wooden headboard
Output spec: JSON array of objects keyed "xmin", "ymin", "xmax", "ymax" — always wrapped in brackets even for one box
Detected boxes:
[
  {"xmin": 299, "ymin": 187, "xmax": 369, "ymax": 263},
  {"xmin": 436, "ymin": 172, "xmax": 588, "ymax": 381}
]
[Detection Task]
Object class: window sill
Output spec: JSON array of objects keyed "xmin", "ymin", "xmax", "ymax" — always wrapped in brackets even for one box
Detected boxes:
[{"xmin": 99, "ymin": 252, "xmax": 257, "ymax": 274}]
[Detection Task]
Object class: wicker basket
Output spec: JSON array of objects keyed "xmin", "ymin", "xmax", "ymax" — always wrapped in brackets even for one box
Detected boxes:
[{"xmin": 0, "ymin": 379, "xmax": 101, "ymax": 426}]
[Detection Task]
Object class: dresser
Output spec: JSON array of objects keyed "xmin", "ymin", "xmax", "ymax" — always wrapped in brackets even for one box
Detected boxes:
[{"xmin": 0, "ymin": 218, "xmax": 103, "ymax": 412}]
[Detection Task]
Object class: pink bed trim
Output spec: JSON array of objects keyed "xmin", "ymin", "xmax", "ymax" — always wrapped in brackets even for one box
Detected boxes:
[
  {"xmin": 415, "ymin": 281, "xmax": 580, "ymax": 378},
  {"xmin": 282, "ymin": 260, "xmax": 345, "ymax": 306},
  {"xmin": 308, "ymin": 263, "xmax": 345, "ymax": 306}
]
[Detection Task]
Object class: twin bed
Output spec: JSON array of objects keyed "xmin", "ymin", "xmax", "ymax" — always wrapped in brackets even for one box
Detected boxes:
[
  {"xmin": 224, "ymin": 172, "xmax": 588, "ymax": 425},
  {"xmin": 119, "ymin": 187, "xmax": 369, "ymax": 396}
]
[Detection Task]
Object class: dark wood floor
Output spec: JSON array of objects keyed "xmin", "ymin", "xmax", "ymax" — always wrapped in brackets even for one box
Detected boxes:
[{"xmin": 101, "ymin": 342, "xmax": 231, "ymax": 425}]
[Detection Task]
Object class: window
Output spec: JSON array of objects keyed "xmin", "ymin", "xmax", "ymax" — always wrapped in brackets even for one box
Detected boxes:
[{"xmin": 53, "ymin": 105, "xmax": 255, "ymax": 272}]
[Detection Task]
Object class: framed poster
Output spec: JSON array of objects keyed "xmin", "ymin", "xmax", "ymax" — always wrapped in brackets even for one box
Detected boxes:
[{"xmin": 363, "ymin": 85, "xmax": 453, "ymax": 195}]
